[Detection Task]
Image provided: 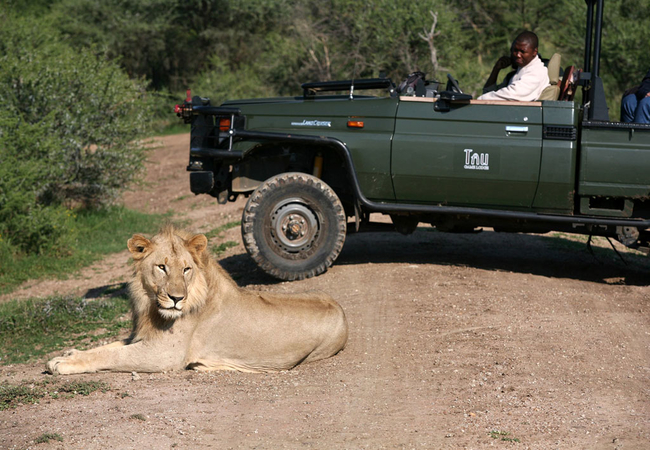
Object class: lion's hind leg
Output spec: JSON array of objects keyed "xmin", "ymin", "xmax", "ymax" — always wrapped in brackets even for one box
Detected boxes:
[{"xmin": 186, "ymin": 359, "xmax": 274, "ymax": 373}]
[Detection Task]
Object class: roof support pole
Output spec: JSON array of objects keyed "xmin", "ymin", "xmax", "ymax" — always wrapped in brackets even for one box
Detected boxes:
[
  {"xmin": 591, "ymin": 0, "xmax": 604, "ymax": 80},
  {"xmin": 584, "ymin": 0, "xmax": 594, "ymax": 75},
  {"xmin": 586, "ymin": 0, "xmax": 609, "ymax": 121}
]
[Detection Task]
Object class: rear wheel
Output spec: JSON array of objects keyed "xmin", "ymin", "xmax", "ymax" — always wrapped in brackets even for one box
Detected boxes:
[{"xmin": 242, "ymin": 173, "xmax": 346, "ymax": 280}]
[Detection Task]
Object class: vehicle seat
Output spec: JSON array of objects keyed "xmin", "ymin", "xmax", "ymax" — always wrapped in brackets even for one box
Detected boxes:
[{"xmin": 538, "ymin": 53, "xmax": 562, "ymax": 101}]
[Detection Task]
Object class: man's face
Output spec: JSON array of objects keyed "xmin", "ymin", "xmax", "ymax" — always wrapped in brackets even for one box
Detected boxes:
[{"xmin": 510, "ymin": 40, "xmax": 538, "ymax": 68}]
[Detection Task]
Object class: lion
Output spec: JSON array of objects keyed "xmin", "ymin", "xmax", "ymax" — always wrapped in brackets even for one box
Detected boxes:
[{"xmin": 46, "ymin": 225, "xmax": 348, "ymax": 375}]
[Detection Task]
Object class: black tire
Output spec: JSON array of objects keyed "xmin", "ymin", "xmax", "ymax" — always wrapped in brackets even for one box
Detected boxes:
[{"xmin": 242, "ymin": 172, "xmax": 346, "ymax": 280}]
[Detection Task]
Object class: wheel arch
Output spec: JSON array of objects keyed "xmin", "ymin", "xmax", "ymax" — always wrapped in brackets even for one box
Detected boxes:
[{"xmin": 231, "ymin": 140, "xmax": 355, "ymax": 211}]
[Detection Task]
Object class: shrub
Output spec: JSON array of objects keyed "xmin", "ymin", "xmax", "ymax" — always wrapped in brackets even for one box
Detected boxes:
[
  {"xmin": 0, "ymin": 12, "xmax": 153, "ymax": 253},
  {"xmin": 192, "ymin": 56, "xmax": 277, "ymax": 106},
  {"xmin": 0, "ymin": 114, "xmax": 74, "ymax": 254}
]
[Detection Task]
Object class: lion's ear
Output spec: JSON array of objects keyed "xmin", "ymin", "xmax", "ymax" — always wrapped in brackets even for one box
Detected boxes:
[
  {"xmin": 127, "ymin": 234, "xmax": 152, "ymax": 260},
  {"xmin": 187, "ymin": 234, "xmax": 208, "ymax": 256}
]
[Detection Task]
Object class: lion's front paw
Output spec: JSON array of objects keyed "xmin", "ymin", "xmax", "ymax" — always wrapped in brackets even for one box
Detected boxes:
[
  {"xmin": 46, "ymin": 356, "xmax": 68, "ymax": 375},
  {"xmin": 46, "ymin": 350, "xmax": 87, "ymax": 375}
]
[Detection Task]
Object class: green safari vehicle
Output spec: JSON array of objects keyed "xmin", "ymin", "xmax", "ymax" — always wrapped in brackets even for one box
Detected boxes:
[{"xmin": 176, "ymin": 0, "xmax": 650, "ymax": 280}]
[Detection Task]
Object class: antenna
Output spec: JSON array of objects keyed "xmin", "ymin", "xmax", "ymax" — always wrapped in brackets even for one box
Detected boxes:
[
  {"xmin": 350, "ymin": 59, "xmax": 357, "ymax": 100},
  {"xmin": 350, "ymin": 5, "xmax": 367, "ymax": 101}
]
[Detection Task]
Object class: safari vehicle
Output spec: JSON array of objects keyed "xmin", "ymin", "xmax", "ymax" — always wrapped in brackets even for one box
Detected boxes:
[{"xmin": 175, "ymin": 0, "xmax": 650, "ymax": 280}]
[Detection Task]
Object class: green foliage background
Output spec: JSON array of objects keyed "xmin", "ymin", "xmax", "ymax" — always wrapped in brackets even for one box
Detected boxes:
[
  {"xmin": 0, "ymin": 0, "xmax": 648, "ymax": 258},
  {"xmin": 0, "ymin": 9, "xmax": 152, "ymax": 255},
  {"xmin": 45, "ymin": 0, "xmax": 650, "ymax": 103}
]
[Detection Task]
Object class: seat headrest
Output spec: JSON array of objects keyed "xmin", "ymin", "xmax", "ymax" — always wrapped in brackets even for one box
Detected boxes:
[{"xmin": 547, "ymin": 53, "xmax": 562, "ymax": 85}]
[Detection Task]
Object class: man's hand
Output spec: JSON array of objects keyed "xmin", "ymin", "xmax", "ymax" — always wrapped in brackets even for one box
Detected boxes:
[
  {"xmin": 493, "ymin": 56, "xmax": 513, "ymax": 71},
  {"xmin": 484, "ymin": 56, "xmax": 512, "ymax": 90}
]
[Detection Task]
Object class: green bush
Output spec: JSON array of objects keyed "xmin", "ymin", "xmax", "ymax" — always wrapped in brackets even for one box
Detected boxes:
[
  {"xmin": 192, "ymin": 56, "xmax": 278, "ymax": 106},
  {"xmin": 0, "ymin": 114, "xmax": 74, "ymax": 254},
  {"xmin": 0, "ymin": 13, "xmax": 153, "ymax": 253}
]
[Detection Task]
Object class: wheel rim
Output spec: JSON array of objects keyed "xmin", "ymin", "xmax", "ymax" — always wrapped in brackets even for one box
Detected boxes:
[{"xmin": 270, "ymin": 198, "xmax": 319, "ymax": 253}]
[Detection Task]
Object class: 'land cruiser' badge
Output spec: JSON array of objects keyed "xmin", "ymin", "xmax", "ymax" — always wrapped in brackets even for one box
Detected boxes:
[{"xmin": 291, "ymin": 120, "xmax": 332, "ymax": 127}]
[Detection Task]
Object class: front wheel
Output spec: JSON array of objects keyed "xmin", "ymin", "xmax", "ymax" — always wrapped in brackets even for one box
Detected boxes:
[{"xmin": 242, "ymin": 173, "xmax": 347, "ymax": 280}]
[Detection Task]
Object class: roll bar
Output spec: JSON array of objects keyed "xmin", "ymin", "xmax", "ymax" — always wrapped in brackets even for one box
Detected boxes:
[{"xmin": 582, "ymin": 0, "xmax": 609, "ymax": 121}]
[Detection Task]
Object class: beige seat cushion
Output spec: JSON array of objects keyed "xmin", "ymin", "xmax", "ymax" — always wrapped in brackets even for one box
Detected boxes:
[{"xmin": 538, "ymin": 53, "xmax": 561, "ymax": 101}]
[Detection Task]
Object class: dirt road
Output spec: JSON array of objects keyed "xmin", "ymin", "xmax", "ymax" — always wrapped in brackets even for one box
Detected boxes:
[{"xmin": 1, "ymin": 134, "xmax": 649, "ymax": 449}]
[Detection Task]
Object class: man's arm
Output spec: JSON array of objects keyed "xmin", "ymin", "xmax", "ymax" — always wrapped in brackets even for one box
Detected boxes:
[
  {"xmin": 478, "ymin": 58, "xmax": 548, "ymax": 101},
  {"xmin": 479, "ymin": 75, "xmax": 543, "ymax": 101},
  {"xmin": 483, "ymin": 56, "xmax": 513, "ymax": 91}
]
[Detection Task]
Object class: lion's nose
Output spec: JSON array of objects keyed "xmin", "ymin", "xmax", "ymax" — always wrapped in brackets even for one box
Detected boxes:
[{"xmin": 168, "ymin": 294, "xmax": 184, "ymax": 305}]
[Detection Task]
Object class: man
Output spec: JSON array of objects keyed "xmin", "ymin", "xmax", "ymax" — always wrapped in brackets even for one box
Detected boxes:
[
  {"xmin": 478, "ymin": 31, "xmax": 549, "ymax": 102},
  {"xmin": 620, "ymin": 70, "xmax": 650, "ymax": 124}
]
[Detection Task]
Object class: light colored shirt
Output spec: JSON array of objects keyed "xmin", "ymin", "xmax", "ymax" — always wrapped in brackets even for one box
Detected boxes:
[{"xmin": 478, "ymin": 57, "xmax": 550, "ymax": 101}]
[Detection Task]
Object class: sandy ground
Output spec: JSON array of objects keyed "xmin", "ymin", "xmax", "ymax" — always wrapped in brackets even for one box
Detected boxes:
[{"xmin": 1, "ymin": 134, "xmax": 649, "ymax": 450}]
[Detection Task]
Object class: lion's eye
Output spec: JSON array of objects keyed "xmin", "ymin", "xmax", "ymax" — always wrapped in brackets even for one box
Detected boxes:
[
  {"xmin": 183, "ymin": 267, "xmax": 191, "ymax": 274},
  {"xmin": 157, "ymin": 264, "xmax": 166, "ymax": 272}
]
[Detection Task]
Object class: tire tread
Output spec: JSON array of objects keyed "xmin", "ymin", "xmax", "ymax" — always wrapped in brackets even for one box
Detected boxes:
[{"xmin": 241, "ymin": 173, "xmax": 346, "ymax": 280}]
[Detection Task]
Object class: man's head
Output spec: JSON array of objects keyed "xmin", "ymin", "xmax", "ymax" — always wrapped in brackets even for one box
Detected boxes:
[{"xmin": 510, "ymin": 31, "xmax": 539, "ymax": 68}]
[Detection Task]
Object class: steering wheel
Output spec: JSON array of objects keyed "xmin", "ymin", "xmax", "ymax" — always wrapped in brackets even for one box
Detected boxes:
[
  {"xmin": 559, "ymin": 66, "xmax": 577, "ymax": 101},
  {"xmin": 446, "ymin": 73, "xmax": 463, "ymax": 93}
]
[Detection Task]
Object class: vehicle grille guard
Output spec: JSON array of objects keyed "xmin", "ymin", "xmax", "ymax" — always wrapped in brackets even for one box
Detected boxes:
[{"xmin": 180, "ymin": 103, "xmax": 245, "ymax": 159}]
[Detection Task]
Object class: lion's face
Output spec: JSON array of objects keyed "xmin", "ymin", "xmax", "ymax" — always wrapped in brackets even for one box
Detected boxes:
[
  {"xmin": 146, "ymin": 243, "xmax": 196, "ymax": 319},
  {"xmin": 128, "ymin": 229, "xmax": 209, "ymax": 320}
]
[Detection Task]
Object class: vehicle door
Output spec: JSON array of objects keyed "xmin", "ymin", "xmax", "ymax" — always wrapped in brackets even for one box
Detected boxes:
[{"xmin": 391, "ymin": 98, "xmax": 543, "ymax": 209}]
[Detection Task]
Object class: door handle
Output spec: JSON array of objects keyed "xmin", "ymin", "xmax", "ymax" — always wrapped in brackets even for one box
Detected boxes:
[{"xmin": 506, "ymin": 126, "xmax": 529, "ymax": 134}]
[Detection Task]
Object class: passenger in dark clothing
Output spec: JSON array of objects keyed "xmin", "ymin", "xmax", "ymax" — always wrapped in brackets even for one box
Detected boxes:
[{"xmin": 621, "ymin": 70, "xmax": 650, "ymax": 124}]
